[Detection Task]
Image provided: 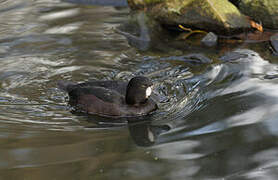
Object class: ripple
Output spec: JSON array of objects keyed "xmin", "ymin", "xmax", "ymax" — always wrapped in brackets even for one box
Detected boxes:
[
  {"xmin": 44, "ymin": 22, "xmax": 83, "ymax": 34},
  {"xmin": 39, "ymin": 8, "xmax": 80, "ymax": 21}
]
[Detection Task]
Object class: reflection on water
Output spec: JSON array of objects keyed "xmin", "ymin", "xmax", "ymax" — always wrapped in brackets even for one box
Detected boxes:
[{"xmin": 1, "ymin": 0, "xmax": 278, "ymax": 179}]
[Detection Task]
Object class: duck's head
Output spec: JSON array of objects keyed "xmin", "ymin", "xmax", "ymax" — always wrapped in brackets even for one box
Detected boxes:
[{"xmin": 125, "ymin": 76, "xmax": 153, "ymax": 105}]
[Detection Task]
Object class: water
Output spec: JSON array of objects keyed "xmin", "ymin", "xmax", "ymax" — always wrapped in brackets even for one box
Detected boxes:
[{"xmin": 0, "ymin": 0, "xmax": 278, "ymax": 179}]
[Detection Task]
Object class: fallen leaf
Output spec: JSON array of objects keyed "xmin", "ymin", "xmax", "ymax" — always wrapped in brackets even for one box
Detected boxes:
[{"xmin": 250, "ymin": 20, "xmax": 263, "ymax": 32}]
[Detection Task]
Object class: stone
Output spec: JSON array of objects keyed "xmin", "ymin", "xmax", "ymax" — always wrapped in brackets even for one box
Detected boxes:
[
  {"xmin": 201, "ymin": 32, "xmax": 218, "ymax": 47},
  {"xmin": 161, "ymin": 53, "xmax": 212, "ymax": 65},
  {"xmin": 219, "ymin": 51, "xmax": 248, "ymax": 62}
]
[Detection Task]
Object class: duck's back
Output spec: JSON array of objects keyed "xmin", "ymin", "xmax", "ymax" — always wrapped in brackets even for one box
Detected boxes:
[
  {"xmin": 68, "ymin": 86, "xmax": 125, "ymax": 116},
  {"xmin": 59, "ymin": 80, "xmax": 128, "ymax": 95}
]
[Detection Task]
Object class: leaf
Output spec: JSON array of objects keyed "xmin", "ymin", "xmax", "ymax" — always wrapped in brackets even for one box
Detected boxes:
[{"xmin": 250, "ymin": 20, "xmax": 263, "ymax": 32}]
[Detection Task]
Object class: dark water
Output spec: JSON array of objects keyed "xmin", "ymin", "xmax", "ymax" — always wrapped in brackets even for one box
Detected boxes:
[{"xmin": 1, "ymin": 0, "xmax": 278, "ymax": 179}]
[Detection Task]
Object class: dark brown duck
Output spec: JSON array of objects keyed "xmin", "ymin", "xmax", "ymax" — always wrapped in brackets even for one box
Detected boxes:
[{"xmin": 58, "ymin": 76, "xmax": 158, "ymax": 117}]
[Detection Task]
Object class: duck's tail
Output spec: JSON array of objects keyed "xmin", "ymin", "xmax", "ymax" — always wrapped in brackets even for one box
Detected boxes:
[{"xmin": 57, "ymin": 80, "xmax": 76, "ymax": 92}]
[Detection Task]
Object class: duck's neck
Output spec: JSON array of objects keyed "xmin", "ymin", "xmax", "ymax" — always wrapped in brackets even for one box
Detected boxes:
[{"xmin": 125, "ymin": 94, "xmax": 148, "ymax": 105}]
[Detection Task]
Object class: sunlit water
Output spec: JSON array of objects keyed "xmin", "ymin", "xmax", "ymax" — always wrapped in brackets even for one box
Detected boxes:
[{"xmin": 1, "ymin": 0, "xmax": 278, "ymax": 179}]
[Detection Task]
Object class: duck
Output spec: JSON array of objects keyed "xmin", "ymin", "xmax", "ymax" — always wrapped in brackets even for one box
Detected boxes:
[{"xmin": 58, "ymin": 76, "xmax": 158, "ymax": 117}]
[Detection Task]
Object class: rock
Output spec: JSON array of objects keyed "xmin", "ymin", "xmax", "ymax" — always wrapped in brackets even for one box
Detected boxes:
[
  {"xmin": 270, "ymin": 33, "xmax": 278, "ymax": 56},
  {"xmin": 115, "ymin": 12, "xmax": 151, "ymax": 51},
  {"xmin": 161, "ymin": 53, "xmax": 212, "ymax": 65},
  {"xmin": 127, "ymin": 0, "xmax": 251, "ymax": 35},
  {"xmin": 201, "ymin": 32, "xmax": 218, "ymax": 47},
  {"xmin": 264, "ymin": 74, "xmax": 278, "ymax": 79},
  {"xmin": 184, "ymin": 53, "xmax": 212, "ymax": 64},
  {"xmin": 238, "ymin": 0, "xmax": 278, "ymax": 29},
  {"xmin": 115, "ymin": 11, "xmax": 165, "ymax": 51},
  {"xmin": 219, "ymin": 51, "xmax": 248, "ymax": 62}
]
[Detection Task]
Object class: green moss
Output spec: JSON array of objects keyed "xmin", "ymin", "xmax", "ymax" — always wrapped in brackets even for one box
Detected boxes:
[{"xmin": 166, "ymin": 0, "xmax": 194, "ymax": 14}]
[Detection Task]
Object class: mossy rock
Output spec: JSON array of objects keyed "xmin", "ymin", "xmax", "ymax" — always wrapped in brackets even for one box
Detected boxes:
[
  {"xmin": 128, "ymin": 0, "xmax": 250, "ymax": 34},
  {"xmin": 238, "ymin": 0, "xmax": 278, "ymax": 29}
]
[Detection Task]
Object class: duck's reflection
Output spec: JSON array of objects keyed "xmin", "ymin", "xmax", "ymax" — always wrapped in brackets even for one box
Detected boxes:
[
  {"xmin": 84, "ymin": 116, "xmax": 171, "ymax": 147},
  {"xmin": 127, "ymin": 119, "xmax": 171, "ymax": 147}
]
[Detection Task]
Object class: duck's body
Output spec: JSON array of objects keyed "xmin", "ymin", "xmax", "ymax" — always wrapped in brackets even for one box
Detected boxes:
[{"xmin": 58, "ymin": 77, "xmax": 157, "ymax": 117}]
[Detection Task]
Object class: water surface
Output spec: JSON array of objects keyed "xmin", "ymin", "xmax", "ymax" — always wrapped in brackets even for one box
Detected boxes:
[{"xmin": 1, "ymin": 0, "xmax": 278, "ymax": 179}]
